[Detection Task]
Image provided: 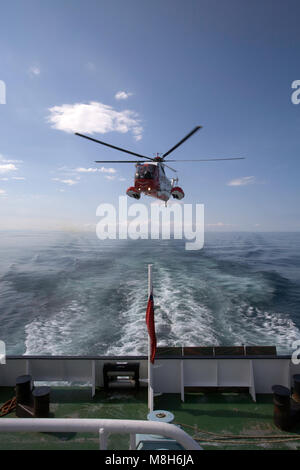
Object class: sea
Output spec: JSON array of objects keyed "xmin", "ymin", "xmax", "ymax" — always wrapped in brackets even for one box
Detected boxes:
[{"xmin": 0, "ymin": 231, "xmax": 300, "ymax": 356}]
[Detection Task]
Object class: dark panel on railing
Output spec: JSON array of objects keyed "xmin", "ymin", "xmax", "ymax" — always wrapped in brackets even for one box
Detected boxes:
[
  {"xmin": 245, "ymin": 346, "xmax": 277, "ymax": 356},
  {"xmin": 155, "ymin": 347, "xmax": 182, "ymax": 357},
  {"xmin": 214, "ymin": 346, "xmax": 245, "ymax": 356},
  {"xmin": 183, "ymin": 347, "xmax": 214, "ymax": 356}
]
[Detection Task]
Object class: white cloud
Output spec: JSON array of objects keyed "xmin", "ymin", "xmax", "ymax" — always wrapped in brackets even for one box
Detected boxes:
[
  {"xmin": 0, "ymin": 189, "xmax": 6, "ymax": 195},
  {"xmin": 75, "ymin": 166, "xmax": 117, "ymax": 174},
  {"xmin": 227, "ymin": 176, "xmax": 256, "ymax": 186},
  {"xmin": 105, "ymin": 175, "xmax": 116, "ymax": 181},
  {"xmin": 115, "ymin": 91, "xmax": 133, "ymax": 100},
  {"xmin": 0, "ymin": 155, "xmax": 22, "ymax": 184},
  {"xmin": 28, "ymin": 66, "xmax": 40, "ymax": 77},
  {"xmin": 52, "ymin": 178, "xmax": 78, "ymax": 186},
  {"xmin": 75, "ymin": 167, "xmax": 98, "ymax": 173},
  {"xmin": 47, "ymin": 101, "xmax": 143, "ymax": 141},
  {"xmin": 12, "ymin": 176, "xmax": 25, "ymax": 180},
  {"xmin": 0, "ymin": 163, "xmax": 17, "ymax": 174},
  {"xmin": 98, "ymin": 167, "xmax": 116, "ymax": 174}
]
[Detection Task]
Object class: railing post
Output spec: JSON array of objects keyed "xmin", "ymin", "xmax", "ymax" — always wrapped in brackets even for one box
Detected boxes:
[
  {"xmin": 99, "ymin": 428, "xmax": 108, "ymax": 450},
  {"xmin": 92, "ymin": 360, "xmax": 96, "ymax": 398},
  {"xmin": 129, "ymin": 433, "xmax": 136, "ymax": 450}
]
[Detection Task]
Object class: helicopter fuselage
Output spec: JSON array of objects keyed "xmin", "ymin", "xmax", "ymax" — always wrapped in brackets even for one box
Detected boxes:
[{"xmin": 134, "ymin": 162, "xmax": 172, "ymax": 201}]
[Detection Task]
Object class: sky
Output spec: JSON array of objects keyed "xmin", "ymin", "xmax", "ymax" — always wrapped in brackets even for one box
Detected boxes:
[{"xmin": 0, "ymin": 0, "xmax": 299, "ymax": 232}]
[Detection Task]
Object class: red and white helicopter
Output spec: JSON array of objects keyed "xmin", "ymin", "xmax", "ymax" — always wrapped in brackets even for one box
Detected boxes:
[{"xmin": 75, "ymin": 126, "xmax": 244, "ymax": 203}]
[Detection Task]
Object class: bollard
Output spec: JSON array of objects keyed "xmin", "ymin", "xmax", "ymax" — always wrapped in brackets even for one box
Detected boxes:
[
  {"xmin": 32, "ymin": 387, "xmax": 50, "ymax": 418},
  {"xmin": 272, "ymin": 385, "xmax": 291, "ymax": 431},
  {"xmin": 16, "ymin": 375, "xmax": 32, "ymax": 406},
  {"xmin": 292, "ymin": 375, "xmax": 300, "ymax": 402},
  {"xmin": 291, "ymin": 375, "xmax": 300, "ymax": 425}
]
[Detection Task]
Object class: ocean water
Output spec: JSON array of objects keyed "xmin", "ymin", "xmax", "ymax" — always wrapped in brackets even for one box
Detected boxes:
[{"xmin": 0, "ymin": 231, "xmax": 300, "ymax": 356}]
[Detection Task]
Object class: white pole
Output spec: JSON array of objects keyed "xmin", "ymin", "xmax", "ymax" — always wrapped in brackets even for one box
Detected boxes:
[
  {"xmin": 0, "ymin": 418, "xmax": 202, "ymax": 450},
  {"xmin": 99, "ymin": 428, "xmax": 107, "ymax": 450},
  {"xmin": 148, "ymin": 264, "xmax": 154, "ymax": 412}
]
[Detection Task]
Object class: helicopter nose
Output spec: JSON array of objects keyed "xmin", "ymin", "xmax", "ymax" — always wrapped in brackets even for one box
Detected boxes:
[{"xmin": 135, "ymin": 179, "xmax": 154, "ymax": 192}]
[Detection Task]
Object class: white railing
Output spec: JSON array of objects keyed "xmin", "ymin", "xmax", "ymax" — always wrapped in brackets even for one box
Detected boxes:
[
  {"xmin": 0, "ymin": 418, "xmax": 202, "ymax": 450},
  {"xmin": 1, "ymin": 356, "xmax": 298, "ymax": 395}
]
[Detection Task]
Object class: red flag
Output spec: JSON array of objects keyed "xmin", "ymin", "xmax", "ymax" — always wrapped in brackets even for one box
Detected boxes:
[{"xmin": 146, "ymin": 293, "xmax": 156, "ymax": 364}]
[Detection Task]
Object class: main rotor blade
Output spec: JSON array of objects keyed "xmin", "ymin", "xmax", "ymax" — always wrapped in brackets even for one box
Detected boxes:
[
  {"xmin": 75, "ymin": 133, "xmax": 154, "ymax": 161},
  {"xmin": 162, "ymin": 126, "xmax": 202, "ymax": 159},
  {"xmin": 162, "ymin": 163, "xmax": 177, "ymax": 173},
  {"xmin": 95, "ymin": 160, "xmax": 148, "ymax": 163},
  {"xmin": 165, "ymin": 157, "xmax": 245, "ymax": 162}
]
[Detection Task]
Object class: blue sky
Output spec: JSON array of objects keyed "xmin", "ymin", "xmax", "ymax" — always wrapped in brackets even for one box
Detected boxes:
[{"xmin": 0, "ymin": 0, "xmax": 299, "ymax": 231}]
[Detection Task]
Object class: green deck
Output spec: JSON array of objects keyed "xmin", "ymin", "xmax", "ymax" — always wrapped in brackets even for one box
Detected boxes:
[{"xmin": 0, "ymin": 387, "xmax": 300, "ymax": 450}]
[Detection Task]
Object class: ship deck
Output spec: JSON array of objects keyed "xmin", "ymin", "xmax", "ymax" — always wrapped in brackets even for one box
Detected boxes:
[{"xmin": 1, "ymin": 386, "xmax": 300, "ymax": 450}]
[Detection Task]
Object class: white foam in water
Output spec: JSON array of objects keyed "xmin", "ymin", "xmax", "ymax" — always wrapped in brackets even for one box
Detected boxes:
[
  {"xmin": 105, "ymin": 279, "xmax": 149, "ymax": 356},
  {"xmin": 229, "ymin": 303, "xmax": 300, "ymax": 353},
  {"xmin": 3, "ymin": 232, "xmax": 300, "ymax": 356},
  {"xmin": 24, "ymin": 300, "xmax": 89, "ymax": 355},
  {"xmin": 106, "ymin": 267, "xmax": 219, "ymax": 356},
  {"xmin": 23, "ymin": 272, "xmax": 300, "ymax": 357},
  {"xmin": 106, "ymin": 260, "xmax": 300, "ymax": 356}
]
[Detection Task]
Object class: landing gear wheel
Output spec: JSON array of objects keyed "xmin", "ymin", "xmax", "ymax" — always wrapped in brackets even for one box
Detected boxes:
[
  {"xmin": 171, "ymin": 187, "xmax": 184, "ymax": 200},
  {"xmin": 126, "ymin": 187, "xmax": 141, "ymax": 199}
]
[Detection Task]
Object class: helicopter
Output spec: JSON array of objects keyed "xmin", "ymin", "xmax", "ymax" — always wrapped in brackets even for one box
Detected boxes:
[{"xmin": 75, "ymin": 126, "xmax": 244, "ymax": 203}]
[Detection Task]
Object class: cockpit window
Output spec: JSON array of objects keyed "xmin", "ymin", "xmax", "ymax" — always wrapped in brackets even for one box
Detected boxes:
[{"xmin": 135, "ymin": 164, "xmax": 156, "ymax": 179}]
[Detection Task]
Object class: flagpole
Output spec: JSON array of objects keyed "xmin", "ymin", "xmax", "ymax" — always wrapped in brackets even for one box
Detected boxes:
[{"xmin": 148, "ymin": 263, "xmax": 154, "ymax": 412}]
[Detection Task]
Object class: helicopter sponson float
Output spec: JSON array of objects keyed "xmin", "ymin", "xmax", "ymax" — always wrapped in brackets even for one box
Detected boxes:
[{"xmin": 75, "ymin": 126, "xmax": 244, "ymax": 203}]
